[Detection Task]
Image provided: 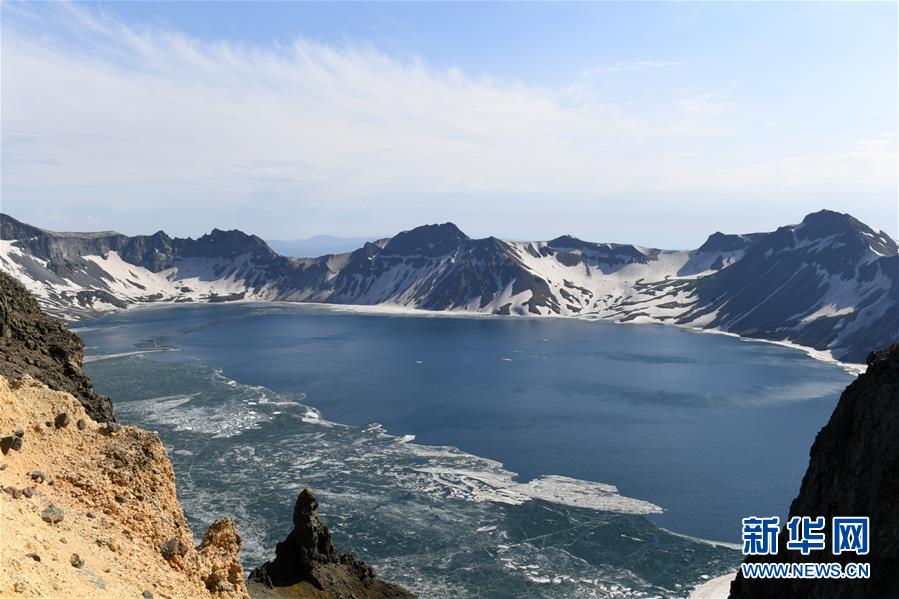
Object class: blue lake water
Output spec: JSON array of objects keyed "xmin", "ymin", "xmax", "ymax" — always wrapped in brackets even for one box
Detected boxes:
[{"xmin": 77, "ymin": 302, "xmax": 853, "ymax": 598}]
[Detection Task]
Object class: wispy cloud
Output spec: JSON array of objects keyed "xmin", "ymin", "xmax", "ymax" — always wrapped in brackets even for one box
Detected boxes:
[
  {"xmin": 0, "ymin": 3, "xmax": 894, "ymax": 239},
  {"xmin": 676, "ymin": 93, "xmax": 729, "ymax": 114},
  {"xmin": 1, "ymin": 4, "xmax": 647, "ymax": 199},
  {"xmin": 581, "ymin": 60, "xmax": 682, "ymax": 77}
]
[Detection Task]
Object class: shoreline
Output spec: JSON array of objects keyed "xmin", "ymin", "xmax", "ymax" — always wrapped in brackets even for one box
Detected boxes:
[
  {"xmin": 689, "ymin": 572, "xmax": 736, "ymax": 599},
  {"xmin": 669, "ymin": 324, "xmax": 866, "ymax": 376},
  {"xmin": 71, "ymin": 298, "xmax": 866, "ymax": 376}
]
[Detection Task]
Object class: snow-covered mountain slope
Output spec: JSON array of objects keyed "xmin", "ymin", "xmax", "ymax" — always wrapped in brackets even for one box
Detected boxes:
[
  {"xmin": 1, "ymin": 211, "xmax": 895, "ymax": 363},
  {"xmin": 673, "ymin": 211, "xmax": 898, "ymax": 362}
]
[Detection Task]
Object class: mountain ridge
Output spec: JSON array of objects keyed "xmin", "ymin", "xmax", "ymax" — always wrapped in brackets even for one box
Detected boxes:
[{"xmin": 1, "ymin": 210, "xmax": 896, "ymax": 363}]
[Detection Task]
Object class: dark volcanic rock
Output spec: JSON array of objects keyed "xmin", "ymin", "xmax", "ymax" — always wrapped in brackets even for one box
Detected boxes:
[
  {"xmin": 249, "ymin": 488, "xmax": 414, "ymax": 598},
  {"xmin": 681, "ymin": 210, "xmax": 898, "ymax": 363},
  {"xmin": 697, "ymin": 231, "xmax": 753, "ymax": 253},
  {"xmin": 159, "ymin": 537, "xmax": 188, "ymax": 562},
  {"xmin": 381, "ymin": 222, "xmax": 468, "ymax": 258},
  {"xmin": 40, "ymin": 503, "xmax": 65, "ymax": 524},
  {"xmin": 0, "ymin": 214, "xmax": 45, "ymax": 240},
  {"xmin": 0, "ymin": 271, "xmax": 115, "ymax": 422},
  {"xmin": 729, "ymin": 344, "xmax": 899, "ymax": 599},
  {"xmin": 0, "ymin": 435, "xmax": 23, "ymax": 454}
]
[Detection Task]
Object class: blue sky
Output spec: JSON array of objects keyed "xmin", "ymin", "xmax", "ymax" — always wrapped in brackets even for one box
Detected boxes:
[{"xmin": 1, "ymin": 2, "xmax": 896, "ymax": 246}]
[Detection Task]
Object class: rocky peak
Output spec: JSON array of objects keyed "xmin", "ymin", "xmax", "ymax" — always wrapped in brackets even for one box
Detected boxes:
[
  {"xmin": 197, "ymin": 518, "xmax": 246, "ymax": 594},
  {"xmin": 547, "ymin": 234, "xmax": 589, "ymax": 250},
  {"xmin": 0, "ymin": 213, "xmax": 45, "ymax": 240},
  {"xmin": 796, "ymin": 209, "xmax": 897, "ymax": 256},
  {"xmin": 248, "ymin": 487, "xmax": 414, "ymax": 597},
  {"xmin": 119, "ymin": 231, "xmax": 176, "ymax": 272},
  {"xmin": 382, "ymin": 223, "xmax": 469, "ymax": 257},
  {"xmin": 798, "ymin": 209, "xmax": 857, "ymax": 232},
  {"xmin": 177, "ymin": 228, "xmax": 274, "ymax": 259},
  {"xmin": 544, "ymin": 237, "xmax": 651, "ymax": 269},
  {"xmin": 723, "ymin": 210, "xmax": 896, "ymax": 283},
  {"xmin": 697, "ymin": 231, "xmax": 751, "ymax": 253},
  {"xmin": 288, "ymin": 487, "xmax": 339, "ymax": 569}
]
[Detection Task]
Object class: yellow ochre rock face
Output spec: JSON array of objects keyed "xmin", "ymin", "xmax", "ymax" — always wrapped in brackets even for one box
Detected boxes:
[{"xmin": 0, "ymin": 375, "xmax": 249, "ymax": 599}]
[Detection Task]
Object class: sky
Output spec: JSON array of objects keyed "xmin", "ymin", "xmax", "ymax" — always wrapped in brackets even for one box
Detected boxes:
[{"xmin": 1, "ymin": 1, "xmax": 896, "ymax": 248}]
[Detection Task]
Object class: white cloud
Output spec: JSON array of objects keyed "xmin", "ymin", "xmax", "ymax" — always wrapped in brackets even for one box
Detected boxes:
[
  {"xmin": 0, "ymin": 3, "xmax": 895, "ymax": 239},
  {"xmin": 1, "ymin": 5, "xmax": 643, "ymax": 199},
  {"xmin": 676, "ymin": 93, "xmax": 729, "ymax": 114},
  {"xmin": 580, "ymin": 60, "xmax": 682, "ymax": 76}
]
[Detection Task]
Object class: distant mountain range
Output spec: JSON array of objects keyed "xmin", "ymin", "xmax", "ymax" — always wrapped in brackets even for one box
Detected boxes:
[
  {"xmin": 1, "ymin": 210, "xmax": 896, "ymax": 363},
  {"xmin": 266, "ymin": 235, "xmax": 382, "ymax": 258}
]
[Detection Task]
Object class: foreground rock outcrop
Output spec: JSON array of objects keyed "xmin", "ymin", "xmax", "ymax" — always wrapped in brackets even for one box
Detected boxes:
[
  {"xmin": 0, "ymin": 270, "xmax": 412, "ymax": 598},
  {"xmin": 0, "ymin": 270, "xmax": 115, "ymax": 422},
  {"xmin": 729, "ymin": 343, "xmax": 899, "ymax": 598},
  {"xmin": 0, "ymin": 375, "xmax": 248, "ymax": 598},
  {"xmin": 248, "ymin": 488, "xmax": 414, "ymax": 598}
]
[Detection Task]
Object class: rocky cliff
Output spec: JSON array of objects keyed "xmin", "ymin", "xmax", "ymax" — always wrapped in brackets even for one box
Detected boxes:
[
  {"xmin": 247, "ymin": 488, "xmax": 414, "ymax": 598},
  {"xmin": 729, "ymin": 343, "xmax": 899, "ymax": 598},
  {"xmin": 0, "ymin": 270, "xmax": 412, "ymax": 598},
  {"xmin": 0, "ymin": 375, "xmax": 248, "ymax": 598},
  {"xmin": 0, "ymin": 270, "xmax": 115, "ymax": 423}
]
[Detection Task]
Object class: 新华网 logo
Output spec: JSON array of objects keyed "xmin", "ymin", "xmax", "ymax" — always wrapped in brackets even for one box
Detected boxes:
[{"xmin": 739, "ymin": 515, "xmax": 871, "ymax": 580}]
